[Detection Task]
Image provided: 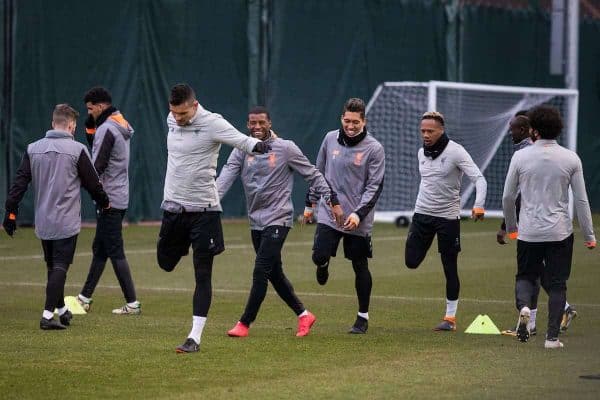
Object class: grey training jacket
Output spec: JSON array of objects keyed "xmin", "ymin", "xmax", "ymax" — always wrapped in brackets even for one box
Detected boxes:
[
  {"xmin": 91, "ymin": 111, "xmax": 133, "ymax": 210},
  {"xmin": 5, "ymin": 130, "xmax": 109, "ymax": 240},
  {"xmin": 314, "ymin": 130, "xmax": 385, "ymax": 237},
  {"xmin": 503, "ymin": 139, "xmax": 595, "ymax": 243},
  {"xmin": 217, "ymin": 136, "xmax": 334, "ymax": 230}
]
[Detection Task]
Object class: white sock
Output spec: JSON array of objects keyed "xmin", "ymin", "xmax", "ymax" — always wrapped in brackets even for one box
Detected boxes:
[
  {"xmin": 445, "ymin": 299, "xmax": 458, "ymax": 318},
  {"xmin": 529, "ymin": 308, "xmax": 537, "ymax": 328},
  {"xmin": 358, "ymin": 312, "xmax": 369, "ymax": 320},
  {"xmin": 57, "ymin": 306, "xmax": 69, "ymax": 316},
  {"xmin": 42, "ymin": 310, "xmax": 54, "ymax": 320},
  {"xmin": 564, "ymin": 301, "xmax": 570, "ymax": 311},
  {"xmin": 187, "ymin": 316, "xmax": 206, "ymax": 344},
  {"xmin": 299, "ymin": 310, "xmax": 309, "ymax": 318},
  {"xmin": 127, "ymin": 301, "xmax": 140, "ymax": 308},
  {"xmin": 78, "ymin": 294, "xmax": 91, "ymax": 303}
]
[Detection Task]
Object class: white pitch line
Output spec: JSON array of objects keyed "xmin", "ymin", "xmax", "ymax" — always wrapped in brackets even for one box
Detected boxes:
[
  {"xmin": 1, "ymin": 281, "xmax": 600, "ymax": 308},
  {"xmin": 0, "ymin": 231, "xmax": 498, "ymax": 261}
]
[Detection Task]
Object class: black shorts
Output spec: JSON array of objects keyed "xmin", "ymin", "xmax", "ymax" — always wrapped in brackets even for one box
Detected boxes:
[
  {"xmin": 312, "ymin": 223, "xmax": 373, "ymax": 260},
  {"xmin": 406, "ymin": 213, "xmax": 461, "ymax": 254},
  {"xmin": 92, "ymin": 208, "xmax": 126, "ymax": 260},
  {"xmin": 41, "ymin": 235, "xmax": 78, "ymax": 265},
  {"xmin": 516, "ymin": 234, "xmax": 573, "ymax": 291},
  {"xmin": 157, "ymin": 211, "xmax": 225, "ymax": 270}
]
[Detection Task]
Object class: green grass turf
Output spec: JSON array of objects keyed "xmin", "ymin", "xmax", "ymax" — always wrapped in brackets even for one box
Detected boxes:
[{"xmin": 1, "ymin": 218, "xmax": 599, "ymax": 399}]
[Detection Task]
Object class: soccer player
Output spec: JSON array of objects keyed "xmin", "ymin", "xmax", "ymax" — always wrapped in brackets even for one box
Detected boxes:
[
  {"xmin": 498, "ymin": 113, "xmax": 576, "ymax": 337},
  {"xmin": 75, "ymin": 87, "xmax": 140, "ymax": 315},
  {"xmin": 157, "ymin": 84, "xmax": 271, "ymax": 353},
  {"xmin": 3, "ymin": 104, "xmax": 110, "ymax": 330},
  {"xmin": 217, "ymin": 107, "xmax": 343, "ymax": 338},
  {"xmin": 502, "ymin": 105, "xmax": 595, "ymax": 348},
  {"xmin": 305, "ymin": 98, "xmax": 385, "ymax": 334},
  {"xmin": 405, "ymin": 111, "xmax": 487, "ymax": 331}
]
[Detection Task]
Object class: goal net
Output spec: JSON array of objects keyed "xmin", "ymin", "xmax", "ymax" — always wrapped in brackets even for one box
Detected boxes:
[{"xmin": 366, "ymin": 81, "xmax": 578, "ymax": 224}]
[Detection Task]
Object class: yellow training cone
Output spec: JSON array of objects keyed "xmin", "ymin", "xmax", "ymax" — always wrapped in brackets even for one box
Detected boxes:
[
  {"xmin": 63, "ymin": 296, "xmax": 87, "ymax": 315},
  {"xmin": 464, "ymin": 314, "xmax": 501, "ymax": 334}
]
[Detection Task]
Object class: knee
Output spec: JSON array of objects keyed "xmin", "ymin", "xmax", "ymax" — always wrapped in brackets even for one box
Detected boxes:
[
  {"xmin": 312, "ymin": 252, "xmax": 329, "ymax": 267},
  {"xmin": 157, "ymin": 253, "xmax": 177, "ymax": 272},
  {"xmin": 405, "ymin": 254, "xmax": 421, "ymax": 269}
]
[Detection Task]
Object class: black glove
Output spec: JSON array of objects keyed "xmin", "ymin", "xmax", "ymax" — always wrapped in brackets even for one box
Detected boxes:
[
  {"xmin": 3, "ymin": 210, "xmax": 17, "ymax": 237},
  {"xmin": 252, "ymin": 141, "xmax": 271, "ymax": 154},
  {"xmin": 85, "ymin": 115, "xmax": 96, "ymax": 147}
]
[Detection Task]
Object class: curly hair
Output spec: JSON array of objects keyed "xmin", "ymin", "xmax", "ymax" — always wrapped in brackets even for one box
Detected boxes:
[{"xmin": 527, "ymin": 105, "xmax": 563, "ymax": 139}]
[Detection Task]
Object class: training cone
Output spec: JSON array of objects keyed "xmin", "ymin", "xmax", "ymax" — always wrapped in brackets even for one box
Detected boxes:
[
  {"xmin": 62, "ymin": 296, "xmax": 87, "ymax": 315},
  {"xmin": 464, "ymin": 314, "xmax": 501, "ymax": 335}
]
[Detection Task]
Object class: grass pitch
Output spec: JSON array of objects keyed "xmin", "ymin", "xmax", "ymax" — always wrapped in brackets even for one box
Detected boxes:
[{"xmin": 0, "ymin": 218, "xmax": 599, "ymax": 399}]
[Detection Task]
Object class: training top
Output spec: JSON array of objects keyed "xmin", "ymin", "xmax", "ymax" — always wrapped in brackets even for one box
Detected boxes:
[
  {"xmin": 314, "ymin": 129, "xmax": 385, "ymax": 237},
  {"xmin": 502, "ymin": 139, "xmax": 595, "ymax": 243},
  {"xmin": 414, "ymin": 140, "xmax": 487, "ymax": 219},
  {"xmin": 5, "ymin": 130, "xmax": 109, "ymax": 240},
  {"xmin": 92, "ymin": 110, "xmax": 133, "ymax": 210},
  {"xmin": 162, "ymin": 105, "xmax": 260, "ymax": 213},
  {"xmin": 217, "ymin": 136, "xmax": 335, "ymax": 230}
]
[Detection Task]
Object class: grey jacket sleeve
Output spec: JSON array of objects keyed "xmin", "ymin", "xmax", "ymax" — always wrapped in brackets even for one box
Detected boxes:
[
  {"xmin": 570, "ymin": 158, "xmax": 596, "ymax": 243},
  {"xmin": 286, "ymin": 141, "xmax": 338, "ymax": 205},
  {"xmin": 306, "ymin": 137, "xmax": 329, "ymax": 206},
  {"xmin": 502, "ymin": 153, "xmax": 520, "ymax": 233},
  {"xmin": 354, "ymin": 144, "xmax": 385, "ymax": 220},
  {"xmin": 211, "ymin": 118, "xmax": 259, "ymax": 154},
  {"xmin": 456, "ymin": 146, "xmax": 487, "ymax": 209},
  {"xmin": 216, "ymin": 149, "xmax": 244, "ymax": 200}
]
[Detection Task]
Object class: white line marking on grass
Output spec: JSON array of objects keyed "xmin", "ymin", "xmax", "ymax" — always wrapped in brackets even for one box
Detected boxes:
[
  {"xmin": 0, "ymin": 231, "xmax": 498, "ymax": 261},
  {"xmin": 2, "ymin": 281, "xmax": 600, "ymax": 308}
]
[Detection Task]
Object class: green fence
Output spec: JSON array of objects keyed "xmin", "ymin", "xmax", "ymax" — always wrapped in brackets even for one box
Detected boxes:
[{"xmin": 2, "ymin": 0, "xmax": 599, "ymax": 223}]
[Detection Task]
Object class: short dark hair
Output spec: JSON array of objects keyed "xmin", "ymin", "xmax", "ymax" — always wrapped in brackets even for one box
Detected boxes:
[
  {"xmin": 169, "ymin": 84, "xmax": 196, "ymax": 106},
  {"xmin": 83, "ymin": 87, "xmax": 112, "ymax": 104},
  {"xmin": 421, "ymin": 111, "xmax": 445, "ymax": 126},
  {"xmin": 527, "ymin": 105, "xmax": 563, "ymax": 139},
  {"xmin": 249, "ymin": 106, "xmax": 270, "ymax": 119},
  {"xmin": 53, "ymin": 103, "xmax": 79, "ymax": 126},
  {"xmin": 515, "ymin": 109, "xmax": 529, "ymax": 117},
  {"xmin": 342, "ymin": 98, "xmax": 366, "ymax": 119}
]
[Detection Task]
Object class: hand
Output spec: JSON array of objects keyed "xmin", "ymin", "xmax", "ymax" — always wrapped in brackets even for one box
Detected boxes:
[
  {"xmin": 584, "ymin": 241, "xmax": 596, "ymax": 250},
  {"xmin": 496, "ymin": 229, "xmax": 507, "ymax": 245},
  {"xmin": 302, "ymin": 206, "xmax": 314, "ymax": 225},
  {"xmin": 3, "ymin": 211, "xmax": 17, "ymax": 237},
  {"xmin": 471, "ymin": 207, "xmax": 484, "ymax": 221},
  {"xmin": 330, "ymin": 204, "xmax": 344, "ymax": 227},
  {"xmin": 252, "ymin": 141, "xmax": 271, "ymax": 154},
  {"xmin": 342, "ymin": 213, "xmax": 360, "ymax": 231}
]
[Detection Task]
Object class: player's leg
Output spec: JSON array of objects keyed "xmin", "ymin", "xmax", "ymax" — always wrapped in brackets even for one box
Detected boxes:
[
  {"xmin": 101, "ymin": 209, "xmax": 140, "ymax": 315},
  {"xmin": 176, "ymin": 212, "xmax": 224, "ymax": 353},
  {"xmin": 528, "ymin": 278, "xmax": 542, "ymax": 335},
  {"xmin": 78, "ymin": 217, "xmax": 109, "ymax": 311},
  {"xmin": 344, "ymin": 234, "xmax": 373, "ymax": 334},
  {"xmin": 157, "ymin": 211, "xmax": 190, "ymax": 272},
  {"xmin": 434, "ymin": 217, "xmax": 461, "ymax": 331},
  {"xmin": 311, "ymin": 223, "xmax": 342, "ymax": 285},
  {"xmin": 514, "ymin": 239, "xmax": 544, "ymax": 342},
  {"xmin": 405, "ymin": 213, "xmax": 436, "ymax": 269},
  {"xmin": 543, "ymin": 234, "xmax": 573, "ymax": 349},
  {"xmin": 41, "ymin": 236, "xmax": 77, "ymax": 330}
]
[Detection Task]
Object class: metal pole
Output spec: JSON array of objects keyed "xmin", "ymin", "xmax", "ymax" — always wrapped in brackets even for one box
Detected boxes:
[{"xmin": 565, "ymin": 0, "xmax": 579, "ymax": 90}]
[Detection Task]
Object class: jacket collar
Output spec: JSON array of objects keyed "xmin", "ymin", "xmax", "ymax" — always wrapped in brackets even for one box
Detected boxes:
[{"xmin": 45, "ymin": 130, "xmax": 73, "ymax": 139}]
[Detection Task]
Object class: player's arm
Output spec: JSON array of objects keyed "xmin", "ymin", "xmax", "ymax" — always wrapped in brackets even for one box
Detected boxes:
[
  {"xmin": 215, "ymin": 149, "xmax": 244, "ymax": 201},
  {"xmin": 304, "ymin": 137, "xmax": 329, "ymax": 223},
  {"xmin": 286, "ymin": 141, "xmax": 342, "ymax": 225},
  {"xmin": 92, "ymin": 127, "xmax": 116, "ymax": 175},
  {"xmin": 570, "ymin": 158, "xmax": 596, "ymax": 249},
  {"xmin": 3, "ymin": 152, "xmax": 33, "ymax": 236},
  {"xmin": 211, "ymin": 118, "xmax": 262, "ymax": 154},
  {"xmin": 456, "ymin": 147, "xmax": 487, "ymax": 220},
  {"xmin": 502, "ymin": 154, "xmax": 520, "ymax": 239},
  {"xmin": 344, "ymin": 144, "xmax": 385, "ymax": 231},
  {"xmin": 77, "ymin": 148, "xmax": 110, "ymax": 209}
]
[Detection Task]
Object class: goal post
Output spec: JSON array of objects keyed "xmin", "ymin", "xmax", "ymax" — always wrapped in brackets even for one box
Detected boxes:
[{"xmin": 366, "ymin": 81, "xmax": 578, "ymax": 225}]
